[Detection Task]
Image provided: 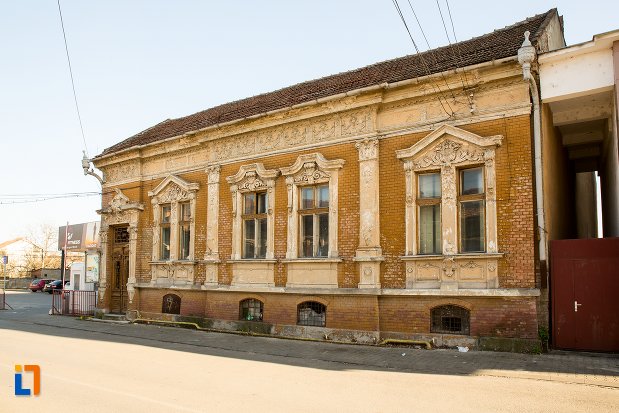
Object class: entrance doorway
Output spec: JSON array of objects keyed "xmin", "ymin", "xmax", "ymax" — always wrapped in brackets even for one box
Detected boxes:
[
  {"xmin": 111, "ymin": 226, "xmax": 129, "ymax": 314},
  {"xmin": 551, "ymin": 238, "xmax": 619, "ymax": 351}
]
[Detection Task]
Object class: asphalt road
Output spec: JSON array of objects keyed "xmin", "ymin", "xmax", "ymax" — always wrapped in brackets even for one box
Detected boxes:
[{"xmin": 0, "ymin": 290, "xmax": 617, "ymax": 413}]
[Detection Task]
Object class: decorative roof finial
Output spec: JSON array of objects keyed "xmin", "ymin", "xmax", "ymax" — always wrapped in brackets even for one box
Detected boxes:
[{"xmin": 517, "ymin": 31, "xmax": 536, "ymax": 80}]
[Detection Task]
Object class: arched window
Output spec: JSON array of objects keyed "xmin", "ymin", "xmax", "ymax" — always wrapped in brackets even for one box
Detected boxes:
[
  {"xmin": 431, "ymin": 305, "xmax": 470, "ymax": 335},
  {"xmin": 239, "ymin": 298, "xmax": 263, "ymax": 321},
  {"xmin": 297, "ymin": 301, "xmax": 326, "ymax": 327},
  {"xmin": 162, "ymin": 294, "xmax": 181, "ymax": 315}
]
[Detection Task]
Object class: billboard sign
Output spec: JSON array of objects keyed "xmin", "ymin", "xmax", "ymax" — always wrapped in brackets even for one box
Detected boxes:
[{"xmin": 58, "ymin": 222, "xmax": 101, "ymax": 251}]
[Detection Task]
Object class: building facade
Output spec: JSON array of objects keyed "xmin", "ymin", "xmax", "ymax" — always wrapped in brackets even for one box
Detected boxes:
[{"xmin": 92, "ymin": 10, "xmax": 565, "ymax": 350}]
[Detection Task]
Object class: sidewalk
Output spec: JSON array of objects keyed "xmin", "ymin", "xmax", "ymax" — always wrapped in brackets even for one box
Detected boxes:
[{"xmin": 6, "ymin": 311, "xmax": 617, "ymax": 389}]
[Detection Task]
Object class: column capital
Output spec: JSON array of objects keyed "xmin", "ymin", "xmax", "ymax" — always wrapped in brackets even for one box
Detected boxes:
[{"xmin": 355, "ymin": 137, "xmax": 379, "ymax": 161}]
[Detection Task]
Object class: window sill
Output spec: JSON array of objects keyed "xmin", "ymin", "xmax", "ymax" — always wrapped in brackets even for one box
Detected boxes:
[
  {"xmin": 228, "ymin": 259, "xmax": 277, "ymax": 264},
  {"xmin": 281, "ymin": 258, "xmax": 342, "ymax": 263},
  {"xmin": 149, "ymin": 260, "xmax": 198, "ymax": 265},
  {"xmin": 400, "ymin": 253, "xmax": 503, "ymax": 261}
]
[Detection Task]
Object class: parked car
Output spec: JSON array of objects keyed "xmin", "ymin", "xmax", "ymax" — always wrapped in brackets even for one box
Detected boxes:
[
  {"xmin": 29, "ymin": 279, "xmax": 52, "ymax": 292},
  {"xmin": 44, "ymin": 280, "xmax": 69, "ymax": 294}
]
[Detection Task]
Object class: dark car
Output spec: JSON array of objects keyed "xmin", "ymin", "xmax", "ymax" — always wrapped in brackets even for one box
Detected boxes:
[
  {"xmin": 44, "ymin": 280, "xmax": 68, "ymax": 294},
  {"xmin": 30, "ymin": 279, "xmax": 52, "ymax": 292}
]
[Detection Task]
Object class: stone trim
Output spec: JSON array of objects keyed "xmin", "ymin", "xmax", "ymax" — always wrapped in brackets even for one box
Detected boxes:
[
  {"xmin": 226, "ymin": 163, "xmax": 279, "ymax": 260},
  {"xmin": 97, "ymin": 188, "xmax": 144, "ymax": 307},
  {"xmin": 396, "ymin": 124, "xmax": 503, "ymax": 290},
  {"xmin": 280, "ymin": 153, "xmax": 345, "ymax": 260},
  {"xmin": 354, "ymin": 137, "xmax": 383, "ymax": 289},
  {"xmin": 148, "ymin": 175, "xmax": 199, "ymax": 286},
  {"xmin": 135, "ymin": 282, "xmax": 540, "ymax": 297}
]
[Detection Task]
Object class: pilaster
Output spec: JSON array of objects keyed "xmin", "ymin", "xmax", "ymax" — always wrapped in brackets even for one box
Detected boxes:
[{"xmin": 354, "ymin": 137, "xmax": 384, "ymax": 288}]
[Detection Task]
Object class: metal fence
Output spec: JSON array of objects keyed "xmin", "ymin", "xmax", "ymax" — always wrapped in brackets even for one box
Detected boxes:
[{"xmin": 51, "ymin": 290, "xmax": 97, "ymax": 316}]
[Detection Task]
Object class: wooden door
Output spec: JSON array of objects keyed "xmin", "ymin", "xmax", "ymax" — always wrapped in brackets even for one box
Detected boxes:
[
  {"xmin": 551, "ymin": 238, "xmax": 619, "ymax": 351},
  {"xmin": 111, "ymin": 227, "xmax": 129, "ymax": 314}
]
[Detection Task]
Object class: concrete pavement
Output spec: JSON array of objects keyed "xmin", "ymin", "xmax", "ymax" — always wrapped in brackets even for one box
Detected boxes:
[{"xmin": 1, "ymin": 291, "xmax": 617, "ymax": 413}]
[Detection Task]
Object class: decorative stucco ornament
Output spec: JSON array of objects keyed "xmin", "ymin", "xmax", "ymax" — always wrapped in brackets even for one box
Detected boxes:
[{"xmin": 517, "ymin": 31, "xmax": 536, "ymax": 80}]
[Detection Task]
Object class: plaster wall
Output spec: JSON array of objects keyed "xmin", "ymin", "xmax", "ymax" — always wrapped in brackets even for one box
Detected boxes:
[
  {"xmin": 540, "ymin": 49, "xmax": 614, "ymax": 102},
  {"xmin": 602, "ymin": 90, "xmax": 619, "ymax": 237},
  {"xmin": 541, "ymin": 104, "xmax": 574, "ymax": 241}
]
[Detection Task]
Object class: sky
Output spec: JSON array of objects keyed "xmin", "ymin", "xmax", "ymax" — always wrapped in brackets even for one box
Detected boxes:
[{"xmin": 0, "ymin": 0, "xmax": 616, "ymax": 244}]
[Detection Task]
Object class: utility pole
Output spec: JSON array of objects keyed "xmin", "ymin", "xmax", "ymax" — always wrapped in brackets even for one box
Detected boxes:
[{"xmin": 1, "ymin": 255, "xmax": 12, "ymax": 310}]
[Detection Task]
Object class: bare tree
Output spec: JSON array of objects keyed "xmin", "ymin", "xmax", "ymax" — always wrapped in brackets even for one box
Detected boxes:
[{"xmin": 23, "ymin": 224, "xmax": 62, "ymax": 272}]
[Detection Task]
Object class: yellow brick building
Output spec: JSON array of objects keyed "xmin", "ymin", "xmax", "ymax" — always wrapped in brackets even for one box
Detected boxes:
[{"xmin": 92, "ymin": 9, "xmax": 565, "ymax": 350}]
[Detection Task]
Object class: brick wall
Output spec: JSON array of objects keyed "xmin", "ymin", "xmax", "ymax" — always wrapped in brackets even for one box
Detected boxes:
[
  {"xmin": 104, "ymin": 113, "xmax": 538, "ymax": 341},
  {"xmin": 379, "ymin": 115, "xmax": 535, "ymax": 289},
  {"xmin": 135, "ymin": 288, "xmax": 537, "ymax": 339}
]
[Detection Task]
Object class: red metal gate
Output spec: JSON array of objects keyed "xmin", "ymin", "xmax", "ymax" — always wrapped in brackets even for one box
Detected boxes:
[
  {"xmin": 51, "ymin": 290, "xmax": 98, "ymax": 316},
  {"xmin": 551, "ymin": 238, "xmax": 619, "ymax": 351}
]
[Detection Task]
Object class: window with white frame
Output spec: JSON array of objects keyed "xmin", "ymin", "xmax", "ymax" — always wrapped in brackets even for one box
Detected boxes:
[
  {"xmin": 396, "ymin": 125, "xmax": 501, "ymax": 257},
  {"xmin": 242, "ymin": 192, "xmax": 268, "ymax": 259},
  {"xmin": 227, "ymin": 163, "xmax": 279, "ymax": 261},
  {"xmin": 148, "ymin": 175, "xmax": 199, "ymax": 262},
  {"xmin": 160, "ymin": 204, "xmax": 171, "ymax": 260},
  {"xmin": 459, "ymin": 167, "xmax": 485, "ymax": 253},
  {"xmin": 417, "ymin": 172, "xmax": 441, "ymax": 255},
  {"xmin": 299, "ymin": 184, "xmax": 329, "ymax": 258},
  {"xmin": 280, "ymin": 153, "xmax": 344, "ymax": 260},
  {"xmin": 178, "ymin": 202, "xmax": 192, "ymax": 260}
]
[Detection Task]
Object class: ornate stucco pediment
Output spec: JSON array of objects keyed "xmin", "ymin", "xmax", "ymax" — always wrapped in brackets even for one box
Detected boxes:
[
  {"xmin": 280, "ymin": 153, "xmax": 345, "ymax": 185},
  {"xmin": 396, "ymin": 124, "xmax": 502, "ymax": 169},
  {"xmin": 148, "ymin": 175, "xmax": 199, "ymax": 204},
  {"xmin": 226, "ymin": 163, "xmax": 279, "ymax": 192},
  {"xmin": 98, "ymin": 188, "xmax": 144, "ymax": 215}
]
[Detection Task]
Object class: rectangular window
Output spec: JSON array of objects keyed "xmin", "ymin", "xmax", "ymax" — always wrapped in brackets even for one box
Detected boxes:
[
  {"xmin": 160, "ymin": 204, "xmax": 171, "ymax": 260},
  {"xmin": 299, "ymin": 185, "xmax": 329, "ymax": 257},
  {"xmin": 242, "ymin": 192, "xmax": 268, "ymax": 259},
  {"xmin": 459, "ymin": 167, "xmax": 485, "ymax": 252},
  {"xmin": 417, "ymin": 173, "xmax": 441, "ymax": 254},
  {"xmin": 178, "ymin": 202, "xmax": 191, "ymax": 260}
]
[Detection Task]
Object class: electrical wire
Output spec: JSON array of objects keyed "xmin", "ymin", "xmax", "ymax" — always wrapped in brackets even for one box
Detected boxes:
[
  {"xmin": 57, "ymin": 0, "xmax": 89, "ymax": 156},
  {"xmin": 438, "ymin": 0, "xmax": 474, "ymax": 106},
  {"xmin": 0, "ymin": 192, "xmax": 101, "ymax": 205},
  {"xmin": 390, "ymin": 0, "xmax": 454, "ymax": 117},
  {"xmin": 405, "ymin": 0, "xmax": 457, "ymax": 101},
  {"xmin": 445, "ymin": 0, "xmax": 472, "ymax": 90}
]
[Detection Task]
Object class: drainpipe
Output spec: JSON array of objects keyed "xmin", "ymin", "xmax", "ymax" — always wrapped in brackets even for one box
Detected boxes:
[{"xmin": 518, "ymin": 31, "xmax": 548, "ymax": 265}]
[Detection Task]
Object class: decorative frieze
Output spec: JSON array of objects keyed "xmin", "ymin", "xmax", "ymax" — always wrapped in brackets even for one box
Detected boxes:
[
  {"xmin": 404, "ymin": 255, "xmax": 501, "ymax": 289},
  {"xmin": 103, "ymin": 160, "xmax": 140, "ymax": 184},
  {"xmin": 208, "ymin": 109, "xmax": 374, "ymax": 163}
]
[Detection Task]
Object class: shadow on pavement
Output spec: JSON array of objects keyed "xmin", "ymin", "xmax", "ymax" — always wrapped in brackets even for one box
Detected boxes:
[{"xmin": 1, "ymin": 291, "xmax": 618, "ymax": 381}]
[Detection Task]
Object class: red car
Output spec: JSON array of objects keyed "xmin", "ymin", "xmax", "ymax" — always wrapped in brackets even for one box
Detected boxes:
[{"xmin": 29, "ymin": 279, "xmax": 52, "ymax": 292}]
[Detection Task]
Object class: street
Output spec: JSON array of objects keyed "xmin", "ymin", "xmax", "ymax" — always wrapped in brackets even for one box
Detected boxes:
[{"xmin": 1, "ymin": 291, "xmax": 617, "ymax": 413}]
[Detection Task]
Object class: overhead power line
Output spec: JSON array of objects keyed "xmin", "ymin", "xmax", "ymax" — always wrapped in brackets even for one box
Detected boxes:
[
  {"xmin": 405, "ymin": 0, "xmax": 457, "ymax": 101},
  {"xmin": 0, "ymin": 192, "xmax": 101, "ymax": 205},
  {"xmin": 436, "ymin": 0, "xmax": 474, "ymax": 108},
  {"xmin": 390, "ymin": 0, "xmax": 454, "ymax": 117},
  {"xmin": 57, "ymin": 0, "xmax": 89, "ymax": 156},
  {"xmin": 445, "ymin": 0, "xmax": 472, "ymax": 89}
]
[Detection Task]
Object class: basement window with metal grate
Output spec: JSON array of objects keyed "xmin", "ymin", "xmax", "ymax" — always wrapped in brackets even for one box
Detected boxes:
[
  {"xmin": 297, "ymin": 301, "xmax": 326, "ymax": 327},
  {"xmin": 239, "ymin": 298, "xmax": 263, "ymax": 322},
  {"xmin": 431, "ymin": 305, "xmax": 470, "ymax": 335}
]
